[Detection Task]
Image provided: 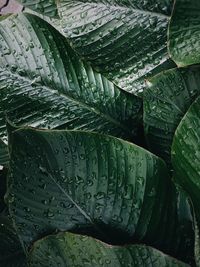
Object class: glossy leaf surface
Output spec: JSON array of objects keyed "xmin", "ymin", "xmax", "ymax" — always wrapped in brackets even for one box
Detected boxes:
[
  {"xmin": 7, "ymin": 128, "xmax": 195, "ymax": 263},
  {"xmin": 58, "ymin": 0, "xmax": 175, "ymax": 94},
  {"xmin": 144, "ymin": 65, "xmax": 200, "ymax": 165},
  {"xmin": 172, "ymin": 95, "xmax": 200, "ymax": 220},
  {"xmin": 0, "ymin": 14, "xmax": 142, "ymax": 145},
  {"xmin": 16, "ymin": 0, "xmax": 58, "ymax": 17},
  {"xmin": 8, "ymin": 128, "xmax": 170, "ymax": 248},
  {"xmin": 29, "ymin": 232, "xmax": 189, "ymax": 267},
  {"xmin": 169, "ymin": 0, "xmax": 200, "ymax": 67}
]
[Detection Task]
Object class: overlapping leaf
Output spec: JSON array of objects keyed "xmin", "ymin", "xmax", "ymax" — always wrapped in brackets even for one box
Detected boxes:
[
  {"xmin": 29, "ymin": 232, "xmax": 189, "ymax": 267},
  {"xmin": 16, "ymin": 0, "xmax": 58, "ymax": 18},
  {"xmin": 0, "ymin": 13, "xmax": 142, "ymax": 163},
  {"xmin": 8, "ymin": 128, "xmax": 170, "ymax": 247},
  {"xmin": 144, "ymin": 65, "xmax": 200, "ymax": 165},
  {"xmin": 172, "ymin": 95, "xmax": 200, "ymax": 220},
  {"xmin": 58, "ymin": 0, "xmax": 175, "ymax": 94},
  {"xmin": 7, "ymin": 128, "xmax": 194, "ymax": 263},
  {"xmin": 169, "ymin": 0, "xmax": 200, "ymax": 67},
  {"xmin": 0, "ymin": 216, "xmax": 27, "ymax": 267}
]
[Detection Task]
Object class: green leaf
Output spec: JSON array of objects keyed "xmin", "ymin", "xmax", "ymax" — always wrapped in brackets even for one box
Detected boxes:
[
  {"xmin": 7, "ymin": 128, "xmax": 194, "ymax": 263},
  {"xmin": 172, "ymin": 95, "xmax": 200, "ymax": 219},
  {"xmin": 0, "ymin": 216, "xmax": 27, "ymax": 267},
  {"xmin": 168, "ymin": 0, "xmax": 200, "ymax": 67},
  {"xmin": 0, "ymin": 14, "xmax": 142, "ymax": 145},
  {"xmin": 28, "ymin": 232, "xmax": 190, "ymax": 267},
  {"xmin": 16, "ymin": 0, "xmax": 58, "ymax": 18},
  {"xmin": 0, "ymin": 139, "xmax": 9, "ymax": 166},
  {"xmin": 144, "ymin": 65, "xmax": 200, "ymax": 165},
  {"xmin": 8, "ymin": 128, "xmax": 170, "ymax": 247},
  {"xmin": 58, "ymin": 0, "xmax": 175, "ymax": 95}
]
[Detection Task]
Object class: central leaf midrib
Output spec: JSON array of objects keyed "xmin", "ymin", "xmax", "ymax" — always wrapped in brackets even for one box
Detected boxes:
[
  {"xmin": 46, "ymin": 169, "xmax": 110, "ymax": 242},
  {"xmin": 2, "ymin": 68, "xmax": 132, "ymax": 135}
]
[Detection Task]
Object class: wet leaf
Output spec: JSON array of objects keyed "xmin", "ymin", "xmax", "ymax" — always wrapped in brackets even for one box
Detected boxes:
[
  {"xmin": 58, "ymin": 0, "xmax": 175, "ymax": 95},
  {"xmin": 144, "ymin": 65, "xmax": 200, "ymax": 165},
  {"xmin": 169, "ymin": 0, "xmax": 200, "ymax": 66},
  {"xmin": 0, "ymin": 14, "xmax": 142, "ymax": 147},
  {"xmin": 172, "ymin": 95, "xmax": 200, "ymax": 222},
  {"xmin": 29, "ymin": 231, "xmax": 189, "ymax": 267},
  {"xmin": 16, "ymin": 0, "xmax": 58, "ymax": 18},
  {"xmin": 8, "ymin": 128, "xmax": 170, "ymax": 247},
  {"xmin": 7, "ymin": 128, "xmax": 194, "ymax": 263}
]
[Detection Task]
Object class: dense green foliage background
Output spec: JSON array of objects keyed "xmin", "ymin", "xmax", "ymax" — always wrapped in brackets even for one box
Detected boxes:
[{"xmin": 1, "ymin": 0, "xmax": 200, "ymax": 266}]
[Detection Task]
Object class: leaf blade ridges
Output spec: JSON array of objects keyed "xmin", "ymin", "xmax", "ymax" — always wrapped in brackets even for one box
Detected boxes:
[
  {"xmin": 58, "ymin": 0, "xmax": 175, "ymax": 94},
  {"xmin": 0, "ymin": 13, "xmax": 142, "ymax": 145},
  {"xmin": 144, "ymin": 65, "xmax": 200, "ymax": 165},
  {"xmin": 169, "ymin": 0, "xmax": 200, "ymax": 66}
]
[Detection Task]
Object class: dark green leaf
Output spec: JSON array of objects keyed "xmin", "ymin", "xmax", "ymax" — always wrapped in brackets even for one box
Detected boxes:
[
  {"xmin": 7, "ymin": 128, "xmax": 194, "ymax": 263},
  {"xmin": 0, "ymin": 139, "xmax": 9, "ymax": 166},
  {"xmin": 29, "ymin": 232, "xmax": 189, "ymax": 267},
  {"xmin": 58, "ymin": 0, "xmax": 175, "ymax": 94},
  {"xmin": 8, "ymin": 128, "xmax": 170, "ymax": 247},
  {"xmin": 144, "ymin": 65, "xmax": 200, "ymax": 165},
  {"xmin": 172, "ymin": 95, "xmax": 200, "ymax": 220},
  {"xmin": 0, "ymin": 14, "xmax": 142, "ymax": 145},
  {"xmin": 169, "ymin": 0, "xmax": 200, "ymax": 66},
  {"xmin": 16, "ymin": 0, "xmax": 58, "ymax": 18},
  {"xmin": 0, "ymin": 216, "xmax": 27, "ymax": 267}
]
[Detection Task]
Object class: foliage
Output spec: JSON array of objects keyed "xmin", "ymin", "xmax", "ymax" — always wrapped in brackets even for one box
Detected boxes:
[{"xmin": 1, "ymin": 0, "xmax": 200, "ymax": 266}]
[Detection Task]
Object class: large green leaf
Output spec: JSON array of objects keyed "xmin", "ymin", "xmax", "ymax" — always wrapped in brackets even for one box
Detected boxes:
[
  {"xmin": 8, "ymin": 128, "xmax": 170, "ymax": 246},
  {"xmin": 144, "ymin": 65, "xmax": 200, "ymax": 165},
  {"xmin": 7, "ymin": 128, "xmax": 194, "ymax": 263},
  {"xmin": 0, "ymin": 139, "xmax": 9, "ymax": 166},
  {"xmin": 16, "ymin": 0, "xmax": 58, "ymax": 18},
  {"xmin": 29, "ymin": 232, "xmax": 189, "ymax": 267},
  {"xmin": 0, "ymin": 216, "xmax": 27, "ymax": 267},
  {"xmin": 169, "ymin": 0, "xmax": 200, "ymax": 67},
  {"xmin": 172, "ymin": 95, "xmax": 200, "ymax": 220},
  {"xmin": 0, "ymin": 14, "xmax": 142, "ymax": 145},
  {"xmin": 57, "ymin": 0, "xmax": 175, "ymax": 95}
]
